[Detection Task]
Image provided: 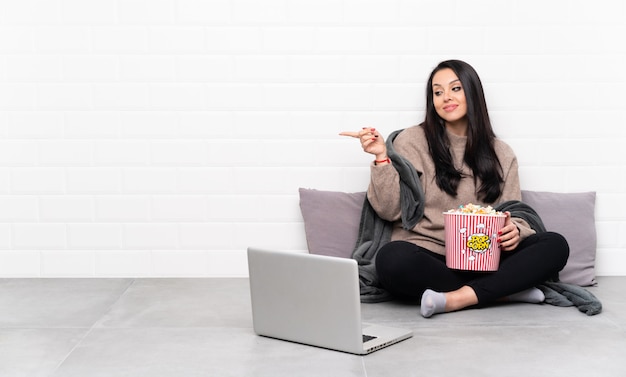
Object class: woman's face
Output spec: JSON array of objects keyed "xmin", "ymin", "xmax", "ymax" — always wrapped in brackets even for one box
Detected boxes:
[{"xmin": 432, "ymin": 68, "xmax": 468, "ymax": 127}]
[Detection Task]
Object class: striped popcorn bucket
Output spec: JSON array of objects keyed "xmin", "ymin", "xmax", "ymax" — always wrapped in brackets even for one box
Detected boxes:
[{"xmin": 443, "ymin": 212, "xmax": 506, "ymax": 271}]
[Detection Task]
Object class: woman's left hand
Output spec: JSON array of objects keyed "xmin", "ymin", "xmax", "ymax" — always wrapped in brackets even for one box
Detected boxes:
[{"xmin": 498, "ymin": 211, "xmax": 520, "ymax": 251}]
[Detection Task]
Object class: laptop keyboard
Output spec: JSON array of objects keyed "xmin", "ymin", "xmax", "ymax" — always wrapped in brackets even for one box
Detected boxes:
[{"xmin": 363, "ymin": 334, "xmax": 377, "ymax": 343}]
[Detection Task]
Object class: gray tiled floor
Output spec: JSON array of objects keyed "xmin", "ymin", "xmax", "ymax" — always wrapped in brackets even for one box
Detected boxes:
[{"xmin": 1, "ymin": 277, "xmax": 625, "ymax": 377}]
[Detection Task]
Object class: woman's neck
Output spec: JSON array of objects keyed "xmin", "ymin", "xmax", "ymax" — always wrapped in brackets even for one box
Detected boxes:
[{"xmin": 445, "ymin": 120, "xmax": 468, "ymax": 137}]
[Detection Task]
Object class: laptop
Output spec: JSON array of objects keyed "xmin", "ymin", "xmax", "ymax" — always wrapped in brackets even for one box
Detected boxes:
[{"xmin": 247, "ymin": 247, "xmax": 412, "ymax": 355}]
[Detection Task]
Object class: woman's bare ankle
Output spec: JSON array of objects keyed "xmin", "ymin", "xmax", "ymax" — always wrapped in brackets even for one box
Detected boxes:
[{"xmin": 444, "ymin": 286, "xmax": 478, "ymax": 312}]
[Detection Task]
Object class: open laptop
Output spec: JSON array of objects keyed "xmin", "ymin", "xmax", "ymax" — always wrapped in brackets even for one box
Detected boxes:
[{"xmin": 247, "ymin": 247, "xmax": 412, "ymax": 355}]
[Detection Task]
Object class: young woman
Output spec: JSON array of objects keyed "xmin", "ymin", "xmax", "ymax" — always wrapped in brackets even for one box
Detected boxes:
[{"xmin": 341, "ymin": 60, "xmax": 569, "ymax": 318}]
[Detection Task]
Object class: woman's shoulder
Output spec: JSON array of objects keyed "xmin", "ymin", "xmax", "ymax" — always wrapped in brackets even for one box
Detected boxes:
[
  {"xmin": 392, "ymin": 124, "xmax": 427, "ymax": 146},
  {"xmin": 493, "ymin": 137, "xmax": 517, "ymax": 161}
]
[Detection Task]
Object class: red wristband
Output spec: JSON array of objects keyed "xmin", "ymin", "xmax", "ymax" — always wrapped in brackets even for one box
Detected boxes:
[{"xmin": 375, "ymin": 157, "xmax": 390, "ymax": 165}]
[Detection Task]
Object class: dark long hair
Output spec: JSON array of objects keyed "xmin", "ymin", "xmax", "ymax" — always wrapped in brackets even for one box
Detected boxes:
[{"xmin": 422, "ymin": 60, "xmax": 503, "ymax": 203}]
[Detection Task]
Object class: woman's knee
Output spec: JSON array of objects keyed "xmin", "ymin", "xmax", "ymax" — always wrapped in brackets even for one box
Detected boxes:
[
  {"xmin": 375, "ymin": 241, "xmax": 411, "ymax": 277},
  {"xmin": 542, "ymin": 231, "xmax": 570, "ymax": 269}
]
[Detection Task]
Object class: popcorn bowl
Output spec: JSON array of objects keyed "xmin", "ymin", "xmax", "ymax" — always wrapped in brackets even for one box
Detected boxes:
[{"xmin": 443, "ymin": 212, "xmax": 506, "ymax": 271}]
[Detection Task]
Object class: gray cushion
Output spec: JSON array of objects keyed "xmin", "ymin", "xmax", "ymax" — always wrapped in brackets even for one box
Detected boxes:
[
  {"xmin": 521, "ymin": 190, "xmax": 597, "ymax": 286},
  {"xmin": 299, "ymin": 188, "xmax": 597, "ymax": 286},
  {"xmin": 298, "ymin": 188, "xmax": 365, "ymax": 258}
]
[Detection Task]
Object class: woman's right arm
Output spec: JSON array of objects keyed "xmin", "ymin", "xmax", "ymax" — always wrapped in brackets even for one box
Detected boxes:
[
  {"xmin": 367, "ymin": 159, "xmax": 403, "ymax": 221},
  {"xmin": 340, "ymin": 128, "xmax": 402, "ymax": 221}
]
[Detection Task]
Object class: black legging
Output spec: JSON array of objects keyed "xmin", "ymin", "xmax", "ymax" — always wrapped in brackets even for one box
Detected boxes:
[{"xmin": 375, "ymin": 232, "xmax": 569, "ymax": 303}]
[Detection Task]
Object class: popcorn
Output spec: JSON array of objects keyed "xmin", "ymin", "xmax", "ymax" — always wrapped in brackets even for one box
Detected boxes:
[{"xmin": 446, "ymin": 203, "xmax": 502, "ymax": 215}]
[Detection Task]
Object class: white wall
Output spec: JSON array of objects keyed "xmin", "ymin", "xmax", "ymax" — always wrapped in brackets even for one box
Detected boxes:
[{"xmin": 0, "ymin": 0, "xmax": 624, "ymax": 277}]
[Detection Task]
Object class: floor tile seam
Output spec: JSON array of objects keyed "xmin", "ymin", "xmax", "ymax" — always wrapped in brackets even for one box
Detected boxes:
[
  {"xmin": 49, "ymin": 278, "xmax": 138, "ymax": 375},
  {"xmin": 90, "ymin": 278, "xmax": 138, "ymax": 329},
  {"xmin": 48, "ymin": 320, "xmax": 101, "ymax": 375},
  {"xmin": 361, "ymin": 357, "xmax": 369, "ymax": 377},
  {"xmin": 606, "ymin": 321, "xmax": 626, "ymax": 332},
  {"xmin": 0, "ymin": 326, "xmax": 93, "ymax": 330},
  {"xmin": 410, "ymin": 323, "xmax": 586, "ymax": 330},
  {"xmin": 84, "ymin": 325, "xmax": 255, "ymax": 331}
]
